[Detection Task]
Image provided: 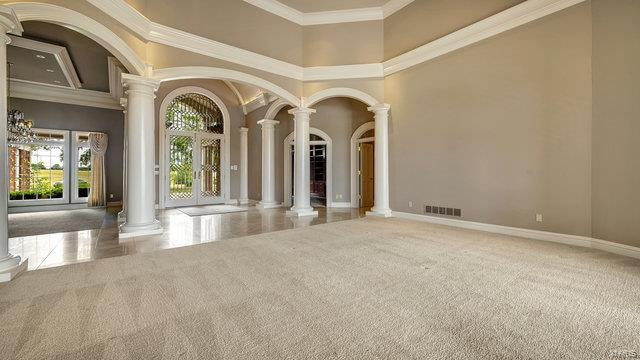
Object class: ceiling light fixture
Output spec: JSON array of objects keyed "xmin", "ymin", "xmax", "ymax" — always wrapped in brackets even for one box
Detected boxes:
[
  {"xmin": 35, "ymin": 54, "xmax": 46, "ymax": 59},
  {"xmin": 45, "ymin": 69, "xmax": 54, "ymax": 72}
]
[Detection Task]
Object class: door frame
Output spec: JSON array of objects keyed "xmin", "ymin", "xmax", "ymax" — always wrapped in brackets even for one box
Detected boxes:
[
  {"xmin": 350, "ymin": 121, "xmax": 375, "ymax": 208},
  {"xmin": 158, "ymin": 86, "xmax": 230, "ymax": 209},
  {"xmin": 283, "ymin": 128, "xmax": 332, "ymax": 208}
]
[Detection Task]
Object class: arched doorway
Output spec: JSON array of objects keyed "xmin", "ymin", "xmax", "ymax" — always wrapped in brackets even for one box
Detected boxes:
[
  {"xmin": 351, "ymin": 121, "xmax": 375, "ymax": 208},
  {"xmin": 159, "ymin": 87, "xmax": 230, "ymax": 208},
  {"xmin": 283, "ymin": 128, "xmax": 333, "ymax": 208}
]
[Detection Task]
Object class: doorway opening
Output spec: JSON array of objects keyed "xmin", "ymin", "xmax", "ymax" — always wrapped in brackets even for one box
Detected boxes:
[
  {"xmin": 284, "ymin": 129, "xmax": 332, "ymax": 208},
  {"xmin": 358, "ymin": 136, "xmax": 375, "ymax": 208},
  {"xmin": 163, "ymin": 92, "xmax": 226, "ymax": 207}
]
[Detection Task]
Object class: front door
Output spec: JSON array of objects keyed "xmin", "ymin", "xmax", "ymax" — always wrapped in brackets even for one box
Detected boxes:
[{"xmin": 165, "ymin": 131, "xmax": 224, "ymax": 207}]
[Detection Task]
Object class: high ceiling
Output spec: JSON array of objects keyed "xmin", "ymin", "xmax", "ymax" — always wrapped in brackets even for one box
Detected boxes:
[
  {"xmin": 278, "ymin": 0, "xmax": 388, "ymax": 12},
  {"xmin": 9, "ymin": 21, "xmax": 116, "ymax": 92}
]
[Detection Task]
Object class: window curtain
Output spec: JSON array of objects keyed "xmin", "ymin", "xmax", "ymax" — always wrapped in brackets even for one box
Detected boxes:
[{"xmin": 88, "ymin": 133, "xmax": 108, "ymax": 207}]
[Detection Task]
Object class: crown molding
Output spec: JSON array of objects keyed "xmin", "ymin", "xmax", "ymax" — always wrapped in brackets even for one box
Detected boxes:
[
  {"xmin": 383, "ymin": 0, "xmax": 587, "ymax": 75},
  {"xmin": 10, "ymin": 80, "xmax": 122, "ymax": 110},
  {"xmin": 87, "ymin": 0, "xmax": 584, "ymax": 82},
  {"xmin": 243, "ymin": 0, "xmax": 413, "ymax": 25}
]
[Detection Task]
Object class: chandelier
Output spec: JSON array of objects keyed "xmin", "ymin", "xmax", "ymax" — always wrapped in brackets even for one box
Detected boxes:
[
  {"xmin": 8, "ymin": 109, "xmax": 35, "ymax": 143},
  {"xmin": 6, "ymin": 62, "xmax": 35, "ymax": 143}
]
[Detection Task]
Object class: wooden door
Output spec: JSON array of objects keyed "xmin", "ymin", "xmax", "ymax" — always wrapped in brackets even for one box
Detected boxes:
[{"xmin": 359, "ymin": 142, "xmax": 375, "ymax": 208}]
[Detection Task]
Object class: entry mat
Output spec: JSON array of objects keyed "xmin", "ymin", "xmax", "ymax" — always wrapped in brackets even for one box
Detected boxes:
[{"xmin": 178, "ymin": 205, "xmax": 249, "ymax": 217}]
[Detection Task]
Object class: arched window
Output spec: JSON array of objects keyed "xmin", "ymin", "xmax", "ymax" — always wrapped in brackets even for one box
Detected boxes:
[{"xmin": 165, "ymin": 93, "xmax": 224, "ymax": 134}]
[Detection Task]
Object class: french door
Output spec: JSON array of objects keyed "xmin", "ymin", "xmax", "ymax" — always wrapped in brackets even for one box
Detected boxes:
[{"xmin": 165, "ymin": 131, "xmax": 224, "ymax": 207}]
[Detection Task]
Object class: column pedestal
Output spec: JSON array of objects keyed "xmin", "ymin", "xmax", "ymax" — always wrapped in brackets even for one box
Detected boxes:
[
  {"xmin": 286, "ymin": 108, "xmax": 317, "ymax": 218},
  {"xmin": 366, "ymin": 104, "xmax": 393, "ymax": 218},
  {"xmin": 119, "ymin": 74, "xmax": 163, "ymax": 238},
  {"xmin": 256, "ymin": 120, "xmax": 281, "ymax": 209}
]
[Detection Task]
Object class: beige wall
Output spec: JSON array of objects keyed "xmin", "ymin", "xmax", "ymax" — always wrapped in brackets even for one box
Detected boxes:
[
  {"xmin": 591, "ymin": 0, "xmax": 640, "ymax": 247},
  {"xmin": 385, "ymin": 3, "xmax": 593, "ymax": 237},
  {"xmin": 140, "ymin": 0, "xmax": 303, "ymax": 65},
  {"xmin": 247, "ymin": 98, "xmax": 373, "ymax": 203},
  {"xmin": 303, "ymin": 21, "xmax": 383, "ymax": 67},
  {"xmin": 154, "ymin": 79, "xmax": 246, "ymax": 203},
  {"xmin": 384, "ymin": 0, "xmax": 525, "ymax": 60}
]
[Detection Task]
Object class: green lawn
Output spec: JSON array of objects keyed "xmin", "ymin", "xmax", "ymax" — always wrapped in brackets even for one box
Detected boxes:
[{"xmin": 34, "ymin": 169, "xmax": 91, "ymax": 184}]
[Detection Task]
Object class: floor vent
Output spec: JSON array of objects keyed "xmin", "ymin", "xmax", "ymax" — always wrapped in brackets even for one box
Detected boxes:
[{"xmin": 425, "ymin": 205, "xmax": 462, "ymax": 218}]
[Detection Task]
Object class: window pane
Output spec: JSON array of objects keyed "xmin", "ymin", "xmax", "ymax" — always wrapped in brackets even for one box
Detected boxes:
[
  {"xmin": 165, "ymin": 93, "xmax": 224, "ymax": 134},
  {"xmin": 76, "ymin": 136, "xmax": 92, "ymax": 199},
  {"xmin": 9, "ymin": 140, "xmax": 65, "ymax": 201}
]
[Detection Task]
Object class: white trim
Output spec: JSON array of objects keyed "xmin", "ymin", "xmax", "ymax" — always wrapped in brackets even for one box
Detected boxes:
[
  {"xmin": 350, "ymin": 121, "xmax": 375, "ymax": 208},
  {"xmin": 152, "ymin": 67, "xmax": 300, "ymax": 107},
  {"xmin": 107, "ymin": 57, "xmax": 125, "ymax": 100},
  {"xmin": 331, "ymin": 202, "xmax": 352, "ymax": 208},
  {"xmin": 283, "ymin": 128, "xmax": 332, "ymax": 208},
  {"xmin": 394, "ymin": 212, "xmax": 640, "ymax": 260},
  {"xmin": 8, "ymin": 203, "xmax": 88, "ymax": 214},
  {"xmin": 10, "ymin": 80, "xmax": 122, "ymax": 110},
  {"xmin": 222, "ymin": 80, "xmax": 247, "ymax": 115},
  {"xmin": 8, "ymin": 34, "xmax": 82, "ymax": 89},
  {"xmin": 304, "ymin": 87, "xmax": 379, "ymax": 108},
  {"xmin": 265, "ymin": 99, "xmax": 290, "ymax": 120},
  {"xmin": 383, "ymin": 0, "xmax": 587, "ymax": 75},
  {"xmin": 303, "ymin": 63, "xmax": 383, "ymax": 81},
  {"xmin": 8, "ymin": 2, "xmax": 146, "ymax": 76},
  {"xmin": 382, "ymin": 0, "xmax": 415, "ymax": 17},
  {"xmin": 243, "ymin": 92, "xmax": 270, "ymax": 114},
  {"xmin": 158, "ymin": 86, "xmax": 231, "ymax": 209},
  {"xmin": 243, "ymin": 0, "xmax": 415, "ymax": 25}
]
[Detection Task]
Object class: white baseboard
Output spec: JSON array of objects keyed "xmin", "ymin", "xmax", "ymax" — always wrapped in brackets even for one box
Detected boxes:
[
  {"xmin": 393, "ymin": 212, "xmax": 640, "ymax": 260},
  {"xmin": 8, "ymin": 203, "xmax": 89, "ymax": 214},
  {"xmin": 330, "ymin": 202, "xmax": 353, "ymax": 208}
]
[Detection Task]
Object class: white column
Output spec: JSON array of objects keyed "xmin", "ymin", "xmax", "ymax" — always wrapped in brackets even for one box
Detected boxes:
[
  {"xmin": 117, "ymin": 98, "xmax": 127, "ymax": 221},
  {"xmin": 239, "ymin": 127, "xmax": 249, "ymax": 205},
  {"xmin": 256, "ymin": 120, "xmax": 280, "ymax": 209},
  {"xmin": 286, "ymin": 108, "xmax": 318, "ymax": 217},
  {"xmin": 119, "ymin": 74, "xmax": 163, "ymax": 237},
  {"xmin": 0, "ymin": 9, "xmax": 27, "ymax": 282},
  {"xmin": 367, "ymin": 104, "xmax": 392, "ymax": 218}
]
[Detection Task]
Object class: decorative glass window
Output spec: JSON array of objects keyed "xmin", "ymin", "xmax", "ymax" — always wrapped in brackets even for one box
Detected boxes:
[{"xmin": 165, "ymin": 93, "xmax": 224, "ymax": 134}]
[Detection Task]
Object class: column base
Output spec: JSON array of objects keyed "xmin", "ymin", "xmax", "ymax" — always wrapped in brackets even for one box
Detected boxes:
[
  {"xmin": 366, "ymin": 208, "xmax": 393, "ymax": 218},
  {"xmin": 0, "ymin": 255, "xmax": 28, "ymax": 283},
  {"xmin": 257, "ymin": 202, "xmax": 282, "ymax": 209},
  {"xmin": 117, "ymin": 210, "xmax": 126, "ymax": 222},
  {"xmin": 119, "ymin": 220, "xmax": 163, "ymax": 239},
  {"xmin": 239, "ymin": 198, "xmax": 250, "ymax": 205},
  {"xmin": 286, "ymin": 207, "xmax": 318, "ymax": 217}
]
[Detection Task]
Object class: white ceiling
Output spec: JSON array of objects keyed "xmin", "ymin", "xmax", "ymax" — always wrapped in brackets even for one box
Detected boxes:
[{"xmin": 277, "ymin": 0, "xmax": 388, "ymax": 12}]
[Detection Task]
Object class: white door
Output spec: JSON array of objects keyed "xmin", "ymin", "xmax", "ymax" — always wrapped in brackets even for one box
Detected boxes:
[{"xmin": 165, "ymin": 131, "xmax": 225, "ymax": 207}]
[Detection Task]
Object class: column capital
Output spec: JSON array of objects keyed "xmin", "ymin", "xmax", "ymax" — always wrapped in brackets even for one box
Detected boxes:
[
  {"xmin": 239, "ymin": 127, "xmax": 249, "ymax": 133},
  {"xmin": 122, "ymin": 73, "xmax": 160, "ymax": 92},
  {"xmin": 367, "ymin": 103, "xmax": 391, "ymax": 113},
  {"xmin": 257, "ymin": 119, "xmax": 280, "ymax": 128},
  {"xmin": 288, "ymin": 107, "xmax": 316, "ymax": 116}
]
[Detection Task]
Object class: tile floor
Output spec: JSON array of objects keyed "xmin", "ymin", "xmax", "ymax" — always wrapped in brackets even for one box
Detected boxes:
[{"xmin": 8, "ymin": 205, "xmax": 367, "ymax": 271}]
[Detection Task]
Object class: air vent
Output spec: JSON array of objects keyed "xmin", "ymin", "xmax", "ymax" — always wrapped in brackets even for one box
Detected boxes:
[{"xmin": 425, "ymin": 204, "xmax": 462, "ymax": 218}]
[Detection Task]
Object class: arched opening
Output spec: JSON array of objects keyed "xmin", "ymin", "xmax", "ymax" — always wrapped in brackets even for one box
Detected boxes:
[
  {"xmin": 283, "ymin": 129, "xmax": 332, "ymax": 208},
  {"xmin": 350, "ymin": 122, "xmax": 375, "ymax": 208},
  {"xmin": 159, "ymin": 86, "xmax": 230, "ymax": 208}
]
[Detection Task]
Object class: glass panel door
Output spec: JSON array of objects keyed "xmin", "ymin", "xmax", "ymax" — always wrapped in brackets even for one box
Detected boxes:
[
  {"xmin": 197, "ymin": 134, "xmax": 224, "ymax": 204},
  {"xmin": 166, "ymin": 133, "xmax": 196, "ymax": 207}
]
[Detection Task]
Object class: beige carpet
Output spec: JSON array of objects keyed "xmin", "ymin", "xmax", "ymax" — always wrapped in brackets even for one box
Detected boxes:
[
  {"xmin": 9, "ymin": 209, "xmax": 106, "ymax": 237},
  {"xmin": 0, "ymin": 217, "xmax": 638, "ymax": 359}
]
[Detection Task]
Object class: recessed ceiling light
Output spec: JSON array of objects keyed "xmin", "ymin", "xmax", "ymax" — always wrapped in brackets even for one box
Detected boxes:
[
  {"xmin": 53, "ymin": 80, "xmax": 61, "ymax": 84},
  {"xmin": 36, "ymin": 54, "xmax": 46, "ymax": 59},
  {"xmin": 46, "ymin": 69, "xmax": 54, "ymax": 73}
]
